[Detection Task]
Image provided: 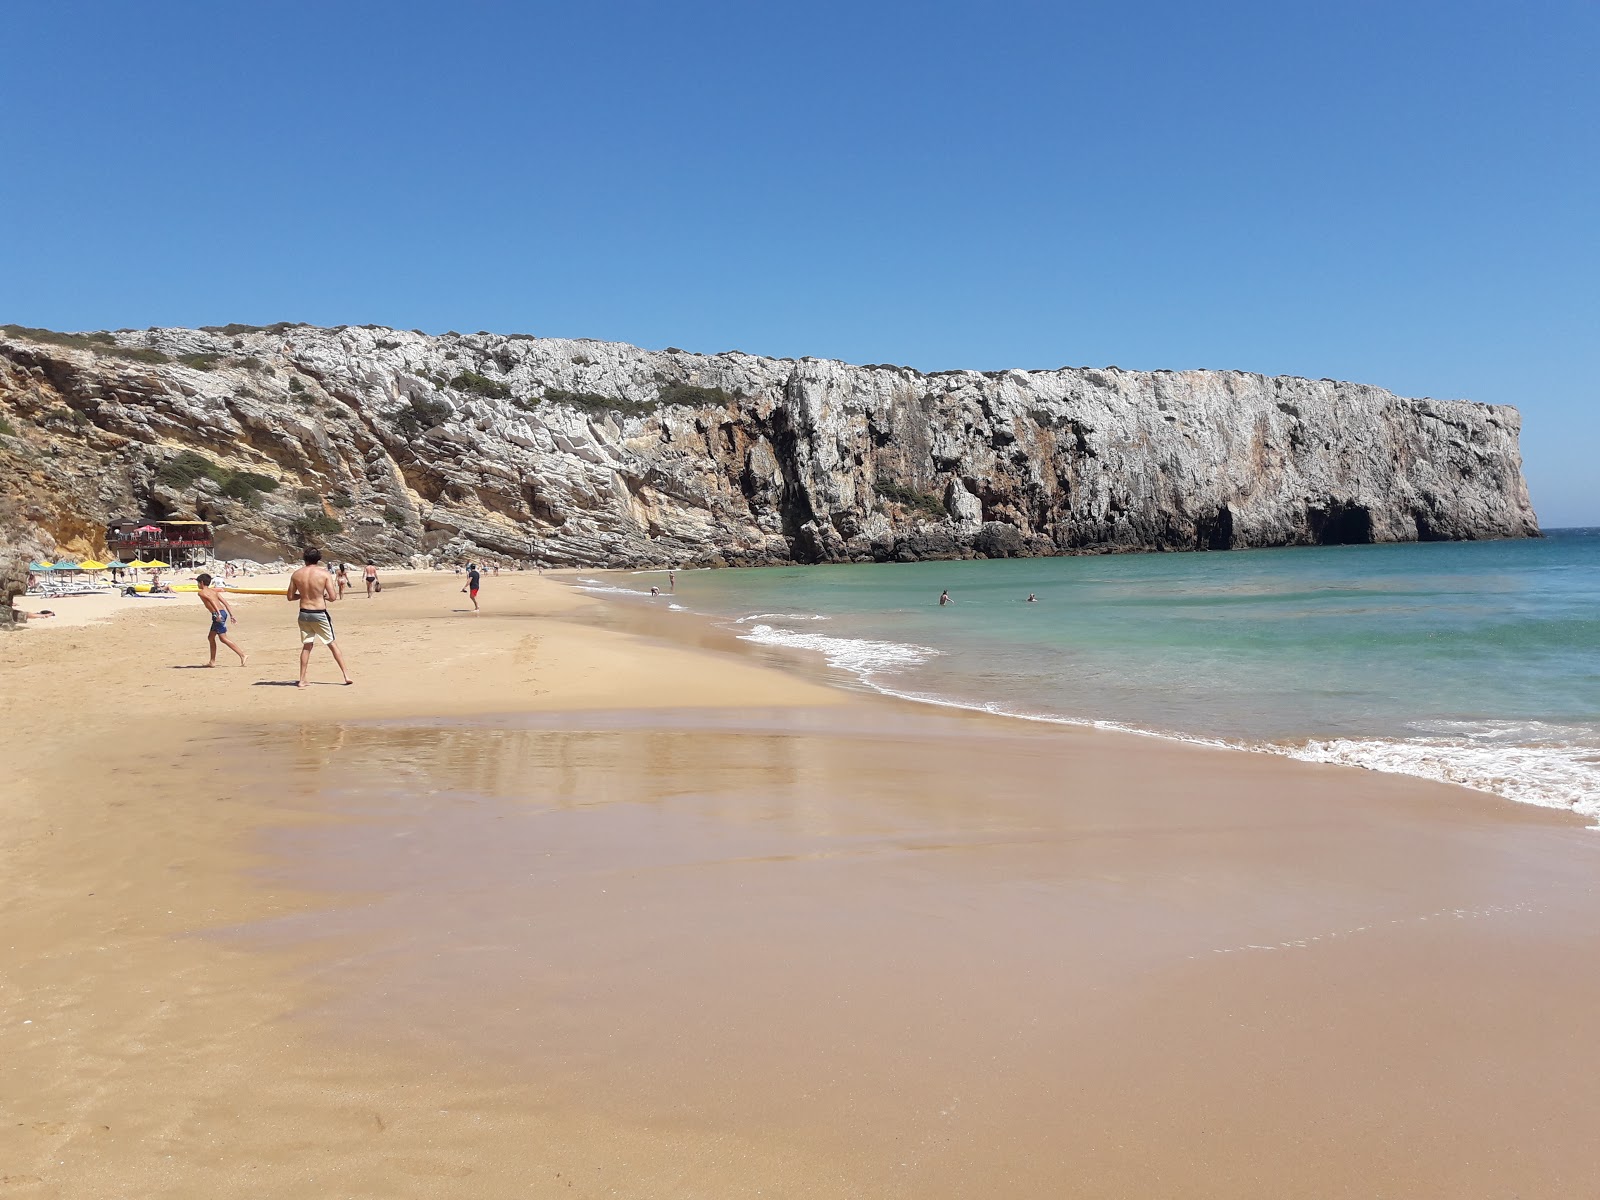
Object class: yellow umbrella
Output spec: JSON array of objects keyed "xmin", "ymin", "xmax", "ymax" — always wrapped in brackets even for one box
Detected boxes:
[
  {"xmin": 78, "ymin": 559, "xmax": 109, "ymax": 570},
  {"xmin": 145, "ymin": 559, "xmax": 170, "ymax": 568},
  {"xmin": 128, "ymin": 559, "xmax": 154, "ymax": 569}
]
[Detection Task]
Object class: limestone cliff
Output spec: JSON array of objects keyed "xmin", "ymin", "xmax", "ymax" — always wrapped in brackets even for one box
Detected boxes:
[{"xmin": 0, "ymin": 323, "xmax": 1539, "ymax": 567}]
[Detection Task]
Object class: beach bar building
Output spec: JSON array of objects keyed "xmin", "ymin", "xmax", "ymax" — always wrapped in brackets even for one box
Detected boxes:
[{"xmin": 106, "ymin": 518, "xmax": 214, "ymax": 567}]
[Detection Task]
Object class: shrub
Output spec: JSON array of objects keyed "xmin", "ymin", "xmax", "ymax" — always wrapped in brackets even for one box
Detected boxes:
[
  {"xmin": 541, "ymin": 388, "xmax": 658, "ymax": 418},
  {"xmin": 102, "ymin": 346, "xmax": 171, "ymax": 364},
  {"xmin": 156, "ymin": 450, "xmax": 219, "ymax": 489},
  {"xmin": 178, "ymin": 352, "xmax": 222, "ymax": 370},
  {"xmin": 383, "ymin": 506, "xmax": 407, "ymax": 528},
  {"xmin": 220, "ymin": 475, "xmax": 264, "ymax": 506},
  {"xmin": 570, "ymin": 353, "xmax": 595, "ymax": 366},
  {"xmin": 0, "ymin": 325, "xmax": 172, "ymax": 363},
  {"xmin": 0, "ymin": 417, "xmax": 15, "ymax": 436},
  {"xmin": 392, "ymin": 395, "xmax": 452, "ymax": 438},
  {"xmin": 1, "ymin": 324, "xmax": 115, "ymax": 349},
  {"xmin": 239, "ymin": 355, "xmax": 264, "ymax": 371},
  {"xmin": 295, "ymin": 487, "xmax": 321, "ymax": 503},
  {"xmin": 444, "ymin": 351, "xmax": 459, "ymax": 360},
  {"xmin": 449, "ymin": 371, "xmax": 511, "ymax": 400},
  {"xmin": 233, "ymin": 471, "xmax": 278, "ymax": 493},
  {"xmin": 329, "ymin": 492, "xmax": 354, "ymax": 509},
  {"xmin": 288, "ymin": 512, "xmax": 342, "ymax": 539},
  {"xmin": 288, "ymin": 376, "xmax": 305, "ymax": 393},
  {"xmin": 658, "ymin": 382, "xmax": 732, "ymax": 407},
  {"xmin": 201, "ymin": 323, "xmax": 269, "ymax": 336},
  {"xmin": 157, "ymin": 450, "xmax": 278, "ymax": 502},
  {"xmin": 876, "ymin": 478, "xmax": 947, "ymax": 519}
]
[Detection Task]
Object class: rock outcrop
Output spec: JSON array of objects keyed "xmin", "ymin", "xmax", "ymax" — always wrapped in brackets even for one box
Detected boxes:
[{"xmin": 0, "ymin": 323, "xmax": 1539, "ymax": 567}]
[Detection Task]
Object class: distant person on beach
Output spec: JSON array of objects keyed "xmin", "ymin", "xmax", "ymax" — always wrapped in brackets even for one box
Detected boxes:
[
  {"xmin": 939, "ymin": 590, "xmax": 953, "ymax": 606},
  {"xmin": 363, "ymin": 561, "xmax": 378, "ymax": 598},
  {"xmin": 669, "ymin": 569, "xmax": 676, "ymax": 592},
  {"xmin": 287, "ymin": 548, "xmax": 352, "ymax": 688},
  {"xmin": 336, "ymin": 562, "xmax": 351, "ymax": 598},
  {"xmin": 649, "ymin": 586, "xmax": 661, "ymax": 596},
  {"xmin": 1026, "ymin": 593, "xmax": 1038, "ymax": 603},
  {"xmin": 462, "ymin": 563, "xmax": 481, "ymax": 611},
  {"xmin": 195, "ymin": 573, "xmax": 247, "ymax": 667}
]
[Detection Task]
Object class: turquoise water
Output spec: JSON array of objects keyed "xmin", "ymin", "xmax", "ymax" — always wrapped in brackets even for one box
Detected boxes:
[{"xmin": 579, "ymin": 530, "xmax": 1600, "ymax": 817}]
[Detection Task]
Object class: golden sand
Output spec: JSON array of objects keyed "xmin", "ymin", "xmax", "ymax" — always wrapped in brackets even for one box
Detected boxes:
[{"xmin": 2, "ymin": 573, "xmax": 1597, "ymax": 1198}]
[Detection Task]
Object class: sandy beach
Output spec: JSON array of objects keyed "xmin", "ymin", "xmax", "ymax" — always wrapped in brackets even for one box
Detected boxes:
[{"xmin": 3, "ymin": 572, "xmax": 1598, "ymax": 1198}]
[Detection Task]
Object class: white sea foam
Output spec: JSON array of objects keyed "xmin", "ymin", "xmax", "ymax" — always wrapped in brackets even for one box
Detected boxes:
[
  {"xmin": 1284, "ymin": 735, "xmax": 1600, "ymax": 820},
  {"xmin": 733, "ymin": 612, "xmax": 831, "ymax": 624},
  {"xmin": 735, "ymin": 624, "xmax": 938, "ymax": 679}
]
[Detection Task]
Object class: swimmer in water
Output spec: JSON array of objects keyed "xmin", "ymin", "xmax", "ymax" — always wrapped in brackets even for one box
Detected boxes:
[
  {"xmin": 1026, "ymin": 593, "xmax": 1038, "ymax": 603},
  {"xmin": 939, "ymin": 590, "xmax": 952, "ymax": 606}
]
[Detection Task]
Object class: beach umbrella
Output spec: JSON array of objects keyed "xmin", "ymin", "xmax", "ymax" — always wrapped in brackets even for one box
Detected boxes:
[
  {"xmin": 78, "ymin": 559, "xmax": 108, "ymax": 571},
  {"xmin": 105, "ymin": 559, "xmax": 127, "ymax": 568},
  {"xmin": 146, "ymin": 558, "xmax": 170, "ymax": 568},
  {"xmin": 128, "ymin": 558, "xmax": 153, "ymax": 569},
  {"xmin": 51, "ymin": 560, "xmax": 81, "ymax": 571},
  {"xmin": 136, "ymin": 524, "xmax": 160, "ymax": 533},
  {"xmin": 29, "ymin": 561, "xmax": 53, "ymax": 570}
]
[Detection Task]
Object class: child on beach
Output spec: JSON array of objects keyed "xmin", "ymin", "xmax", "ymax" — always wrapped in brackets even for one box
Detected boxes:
[
  {"xmin": 195, "ymin": 573, "xmax": 247, "ymax": 667},
  {"xmin": 462, "ymin": 563, "xmax": 481, "ymax": 612}
]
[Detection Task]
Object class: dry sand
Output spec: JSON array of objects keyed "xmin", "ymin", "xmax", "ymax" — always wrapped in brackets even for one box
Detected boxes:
[{"xmin": 2, "ymin": 571, "xmax": 1598, "ymax": 1198}]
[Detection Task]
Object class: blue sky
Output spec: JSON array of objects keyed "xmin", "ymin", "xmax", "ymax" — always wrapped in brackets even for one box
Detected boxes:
[{"xmin": 3, "ymin": 1, "xmax": 1594, "ymax": 523}]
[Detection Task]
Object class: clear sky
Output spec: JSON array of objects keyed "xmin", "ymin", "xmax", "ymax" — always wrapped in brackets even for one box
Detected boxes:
[{"xmin": 3, "ymin": 1, "xmax": 1594, "ymax": 523}]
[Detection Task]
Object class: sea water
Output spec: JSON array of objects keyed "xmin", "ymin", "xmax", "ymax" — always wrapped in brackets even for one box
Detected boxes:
[{"xmin": 580, "ymin": 530, "xmax": 1600, "ymax": 819}]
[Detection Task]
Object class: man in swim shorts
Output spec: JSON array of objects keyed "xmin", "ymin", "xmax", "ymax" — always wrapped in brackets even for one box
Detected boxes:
[
  {"xmin": 462, "ymin": 563, "xmax": 481, "ymax": 612},
  {"xmin": 195, "ymin": 572, "xmax": 247, "ymax": 667},
  {"xmin": 287, "ymin": 547, "xmax": 352, "ymax": 688}
]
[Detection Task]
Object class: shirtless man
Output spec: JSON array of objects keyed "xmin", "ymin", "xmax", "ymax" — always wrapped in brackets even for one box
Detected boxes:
[
  {"xmin": 196, "ymin": 573, "xmax": 247, "ymax": 666},
  {"xmin": 287, "ymin": 547, "xmax": 352, "ymax": 688},
  {"xmin": 363, "ymin": 560, "xmax": 378, "ymax": 598}
]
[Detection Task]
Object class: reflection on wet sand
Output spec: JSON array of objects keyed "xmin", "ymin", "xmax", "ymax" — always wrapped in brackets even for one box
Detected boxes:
[{"xmin": 224, "ymin": 706, "xmax": 1600, "ymax": 1199}]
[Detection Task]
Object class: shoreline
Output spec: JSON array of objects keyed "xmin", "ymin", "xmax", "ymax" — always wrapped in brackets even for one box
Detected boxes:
[
  {"xmin": 4, "ymin": 571, "xmax": 1598, "ymax": 1197},
  {"xmin": 566, "ymin": 567, "xmax": 1600, "ymax": 822}
]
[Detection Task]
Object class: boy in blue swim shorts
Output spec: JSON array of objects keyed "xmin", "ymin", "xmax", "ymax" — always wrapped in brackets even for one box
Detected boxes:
[{"xmin": 196, "ymin": 573, "xmax": 247, "ymax": 667}]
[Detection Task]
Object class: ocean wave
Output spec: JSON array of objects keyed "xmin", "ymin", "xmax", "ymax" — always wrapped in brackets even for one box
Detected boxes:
[
  {"xmin": 1284, "ymin": 736, "xmax": 1600, "ymax": 820},
  {"xmin": 733, "ymin": 612, "xmax": 830, "ymax": 624},
  {"xmin": 735, "ymin": 624, "xmax": 938, "ymax": 679}
]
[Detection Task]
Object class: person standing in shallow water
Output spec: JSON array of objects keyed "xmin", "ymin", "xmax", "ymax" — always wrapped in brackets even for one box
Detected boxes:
[
  {"xmin": 939, "ymin": 590, "xmax": 953, "ymax": 606},
  {"xmin": 195, "ymin": 573, "xmax": 246, "ymax": 667},
  {"xmin": 287, "ymin": 547, "xmax": 353, "ymax": 688}
]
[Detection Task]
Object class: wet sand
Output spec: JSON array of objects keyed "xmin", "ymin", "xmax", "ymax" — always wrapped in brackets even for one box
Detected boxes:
[{"xmin": 3, "ymin": 572, "xmax": 1598, "ymax": 1197}]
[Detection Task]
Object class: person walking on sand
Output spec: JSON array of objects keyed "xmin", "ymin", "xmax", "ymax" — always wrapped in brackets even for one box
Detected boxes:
[
  {"xmin": 196, "ymin": 573, "xmax": 247, "ymax": 666},
  {"xmin": 336, "ymin": 562, "xmax": 351, "ymax": 598},
  {"xmin": 287, "ymin": 548, "xmax": 352, "ymax": 688},
  {"xmin": 363, "ymin": 560, "xmax": 378, "ymax": 598},
  {"xmin": 939, "ymin": 589, "xmax": 953, "ymax": 606},
  {"xmin": 462, "ymin": 563, "xmax": 482, "ymax": 612}
]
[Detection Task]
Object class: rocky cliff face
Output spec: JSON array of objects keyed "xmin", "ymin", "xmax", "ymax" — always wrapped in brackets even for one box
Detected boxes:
[{"xmin": 0, "ymin": 323, "xmax": 1539, "ymax": 567}]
